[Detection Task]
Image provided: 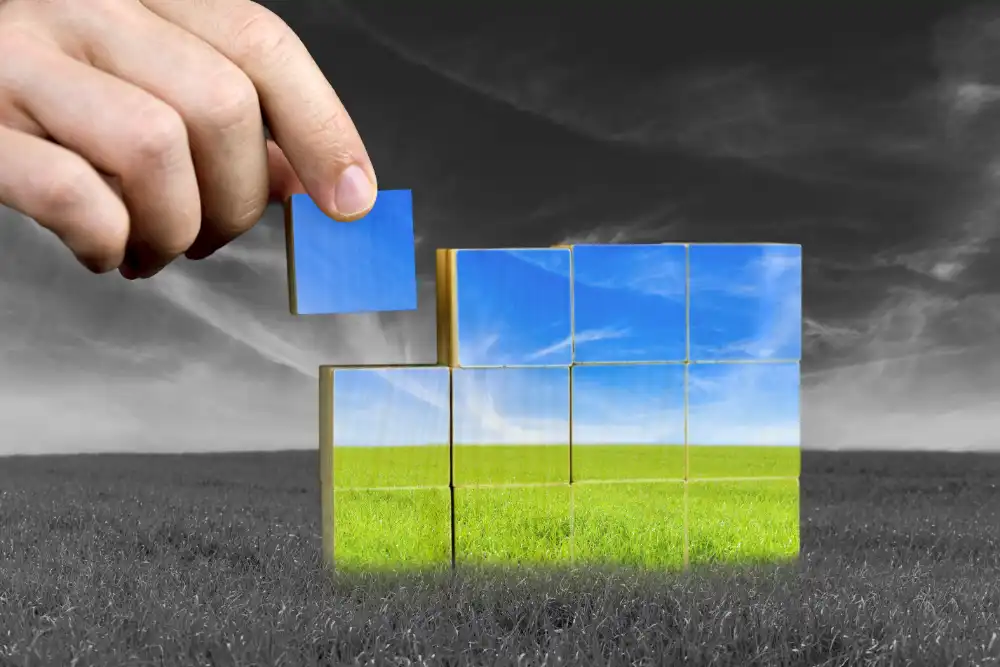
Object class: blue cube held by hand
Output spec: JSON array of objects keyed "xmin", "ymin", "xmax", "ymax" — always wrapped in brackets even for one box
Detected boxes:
[{"xmin": 285, "ymin": 190, "xmax": 418, "ymax": 315}]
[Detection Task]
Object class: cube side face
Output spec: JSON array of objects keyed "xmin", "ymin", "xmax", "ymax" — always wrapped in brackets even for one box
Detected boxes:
[
  {"xmin": 319, "ymin": 367, "xmax": 335, "ymax": 568},
  {"xmin": 452, "ymin": 248, "xmax": 572, "ymax": 367},
  {"xmin": 686, "ymin": 478, "xmax": 800, "ymax": 567},
  {"xmin": 571, "ymin": 364, "xmax": 685, "ymax": 482},
  {"xmin": 435, "ymin": 249, "xmax": 456, "ymax": 367},
  {"xmin": 284, "ymin": 201, "xmax": 299, "ymax": 316},
  {"xmin": 452, "ymin": 367, "xmax": 571, "ymax": 486},
  {"xmin": 686, "ymin": 362, "xmax": 800, "ymax": 479},
  {"xmin": 571, "ymin": 243, "xmax": 688, "ymax": 364},
  {"xmin": 287, "ymin": 191, "xmax": 418, "ymax": 315},
  {"xmin": 332, "ymin": 366, "xmax": 451, "ymax": 488},
  {"xmin": 688, "ymin": 243, "xmax": 802, "ymax": 362}
]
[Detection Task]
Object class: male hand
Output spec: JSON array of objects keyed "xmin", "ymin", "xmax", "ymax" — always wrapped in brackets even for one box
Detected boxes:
[{"xmin": 0, "ymin": 0, "xmax": 377, "ymax": 279}]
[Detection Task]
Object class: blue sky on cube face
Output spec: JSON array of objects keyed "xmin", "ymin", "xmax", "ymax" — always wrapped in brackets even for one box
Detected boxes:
[
  {"xmin": 290, "ymin": 191, "xmax": 417, "ymax": 315},
  {"xmin": 572, "ymin": 244, "xmax": 687, "ymax": 363},
  {"xmin": 453, "ymin": 367, "xmax": 570, "ymax": 445},
  {"xmin": 572, "ymin": 364, "xmax": 685, "ymax": 445},
  {"xmin": 689, "ymin": 244, "xmax": 801, "ymax": 361},
  {"xmin": 454, "ymin": 248, "xmax": 573, "ymax": 366},
  {"xmin": 333, "ymin": 367, "xmax": 450, "ymax": 447},
  {"xmin": 687, "ymin": 362, "xmax": 800, "ymax": 446}
]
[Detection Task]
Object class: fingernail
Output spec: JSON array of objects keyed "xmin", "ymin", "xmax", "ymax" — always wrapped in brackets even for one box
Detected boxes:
[{"xmin": 333, "ymin": 164, "xmax": 376, "ymax": 218}]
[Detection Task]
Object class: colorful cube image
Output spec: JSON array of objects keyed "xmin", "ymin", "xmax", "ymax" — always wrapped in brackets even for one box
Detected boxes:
[
  {"xmin": 452, "ymin": 367, "xmax": 570, "ymax": 486},
  {"xmin": 454, "ymin": 485, "xmax": 571, "ymax": 566},
  {"xmin": 571, "ymin": 364, "xmax": 685, "ymax": 482},
  {"xmin": 285, "ymin": 190, "xmax": 417, "ymax": 315},
  {"xmin": 437, "ymin": 248, "xmax": 572, "ymax": 367},
  {"xmin": 319, "ymin": 240, "xmax": 801, "ymax": 572},
  {"xmin": 329, "ymin": 367, "xmax": 451, "ymax": 488},
  {"xmin": 333, "ymin": 487, "xmax": 452, "ymax": 571},
  {"xmin": 320, "ymin": 366, "xmax": 451, "ymax": 570},
  {"xmin": 686, "ymin": 477, "xmax": 800, "ymax": 566},
  {"xmin": 571, "ymin": 243, "xmax": 687, "ymax": 363},
  {"xmin": 687, "ymin": 362, "xmax": 800, "ymax": 479},
  {"xmin": 689, "ymin": 244, "xmax": 802, "ymax": 361},
  {"xmin": 572, "ymin": 481, "xmax": 685, "ymax": 569}
]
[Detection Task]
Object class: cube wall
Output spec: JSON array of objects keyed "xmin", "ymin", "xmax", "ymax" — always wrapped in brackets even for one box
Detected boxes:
[{"xmin": 320, "ymin": 242, "xmax": 801, "ymax": 572}]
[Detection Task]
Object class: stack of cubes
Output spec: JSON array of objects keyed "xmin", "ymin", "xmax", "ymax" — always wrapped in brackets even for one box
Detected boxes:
[{"xmin": 320, "ymin": 242, "xmax": 801, "ymax": 572}]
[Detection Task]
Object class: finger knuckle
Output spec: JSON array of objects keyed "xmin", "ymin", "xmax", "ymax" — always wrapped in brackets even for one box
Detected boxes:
[
  {"xmin": 198, "ymin": 71, "xmax": 259, "ymax": 133},
  {"xmin": 314, "ymin": 107, "xmax": 353, "ymax": 144},
  {"xmin": 129, "ymin": 105, "xmax": 188, "ymax": 170},
  {"xmin": 38, "ymin": 159, "xmax": 92, "ymax": 216},
  {"xmin": 220, "ymin": 195, "xmax": 267, "ymax": 236},
  {"xmin": 304, "ymin": 107, "xmax": 362, "ymax": 163},
  {"xmin": 229, "ymin": 6, "xmax": 298, "ymax": 61}
]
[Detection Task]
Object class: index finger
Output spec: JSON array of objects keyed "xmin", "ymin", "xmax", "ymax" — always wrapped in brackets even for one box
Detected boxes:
[{"xmin": 141, "ymin": 0, "xmax": 377, "ymax": 220}]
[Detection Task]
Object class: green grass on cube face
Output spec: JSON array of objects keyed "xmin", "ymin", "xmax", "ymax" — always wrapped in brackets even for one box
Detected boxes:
[
  {"xmin": 572, "ymin": 481, "xmax": 685, "ymax": 569},
  {"xmin": 333, "ymin": 487, "xmax": 452, "ymax": 571},
  {"xmin": 454, "ymin": 485, "xmax": 572, "ymax": 566},
  {"xmin": 453, "ymin": 444, "xmax": 570, "ymax": 485},
  {"xmin": 331, "ymin": 366, "xmax": 451, "ymax": 489},
  {"xmin": 686, "ymin": 477, "xmax": 800, "ymax": 567},
  {"xmin": 686, "ymin": 445, "xmax": 801, "ymax": 479},
  {"xmin": 570, "ymin": 363, "xmax": 686, "ymax": 482},
  {"xmin": 685, "ymin": 361, "xmax": 800, "ymax": 480},
  {"xmin": 452, "ymin": 366, "xmax": 571, "ymax": 486},
  {"xmin": 572, "ymin": 445, "xmax": 684, "ymax": 482},
  {"xmin": 333, "ymin": 445, "xmax": 451, "ymax": 488}
]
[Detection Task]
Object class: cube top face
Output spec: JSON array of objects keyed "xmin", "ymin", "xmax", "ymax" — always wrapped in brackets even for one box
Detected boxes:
[
  {"xmin": 452, "ymin": 366, "xmax": 570, "ymax": 485},
  {"xmin": 452, "ymin": 248, "xmax": 572, "ymax": 367},
  {"xmin": 571, "ymin": 243, "xmax": 687, "ymax": 364},
  {"xmin": 286, "ymin": 190, "xmax": 417, "ymax": 315},
  {"xmin": 689, "ymin": 243, "xmax": 801, "ymax": 362},
  {"xmin": 331, "ymin": 366, "xmax": 450, "ymax": 488},
  {"xmin": 571, "ymin": 364, "xmax": 685, "ymax": 481},
  {"xmin": 687, "ymin": 361, "xmax": 800, "ymax": 478}
]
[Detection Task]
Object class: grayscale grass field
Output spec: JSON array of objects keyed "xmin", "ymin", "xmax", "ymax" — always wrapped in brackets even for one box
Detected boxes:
[{"xmin": 1, "ymin": 450, "xmax": 998, "ymax": 666}]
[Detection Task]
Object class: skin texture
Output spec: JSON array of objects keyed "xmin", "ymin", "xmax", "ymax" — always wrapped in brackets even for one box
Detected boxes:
[{"xmin": 0, "ymin": 0, "xmax": 377, "ymax": 279}]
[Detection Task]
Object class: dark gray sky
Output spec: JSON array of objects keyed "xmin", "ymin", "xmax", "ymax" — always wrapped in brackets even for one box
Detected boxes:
[{"xmin": 3, "ymin": 1, "xmax": 1000, "ymax": 454}]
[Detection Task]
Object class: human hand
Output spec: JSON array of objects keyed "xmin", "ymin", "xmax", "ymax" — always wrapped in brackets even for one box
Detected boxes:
[{"xmin": 0, "ymin": 0, "xmax": 377, "ymax": 279}]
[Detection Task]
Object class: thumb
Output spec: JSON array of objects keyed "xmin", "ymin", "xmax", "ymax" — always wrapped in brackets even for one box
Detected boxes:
[{"xmin": 267, "ymin": 140, "xmax": 307, "ymax": 203}]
